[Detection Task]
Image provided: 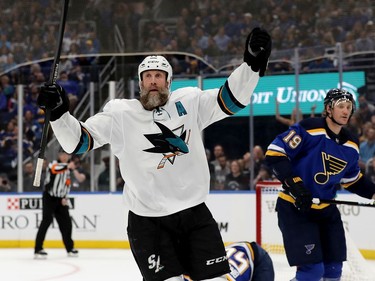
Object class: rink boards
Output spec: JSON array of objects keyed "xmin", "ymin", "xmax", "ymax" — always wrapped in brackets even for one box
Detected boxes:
[{"xmin": 0, "ymin": 191, "xmax": 374, "ymax": 258}]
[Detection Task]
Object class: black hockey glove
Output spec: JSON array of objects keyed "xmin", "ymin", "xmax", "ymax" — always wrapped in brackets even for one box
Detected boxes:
[
  {"xmin": 37, "ymin": 83, "xmax": 69, "ymax": 121},
  {"xmin": 283, "ymin": 176, "xmax": 312, "ymax": 213},
  {"xmin": 243, "ymin": 27, "xmax": 272, "ymax": 77}
]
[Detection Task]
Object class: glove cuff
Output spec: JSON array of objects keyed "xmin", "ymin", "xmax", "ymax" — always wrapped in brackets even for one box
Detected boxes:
[
  {"xmin": 50, "ymin": 94, "xmax": 69, "ymax": 121},
  {"xmin": 50, "ymin": 105, "xmax": 69, "ymax": 121},
  {"xmin": 284, "ymin": 176, "xmax": 303, "ymax": 187}
]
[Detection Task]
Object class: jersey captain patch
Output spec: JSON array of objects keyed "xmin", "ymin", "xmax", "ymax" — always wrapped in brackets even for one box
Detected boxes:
[
  {"xmin": 143, "ymin": 121, "xmax": 191, "ymax": 169},
  {"xmin": 314, "ymin": 152, "xmax": 347, "ymax": 184}
]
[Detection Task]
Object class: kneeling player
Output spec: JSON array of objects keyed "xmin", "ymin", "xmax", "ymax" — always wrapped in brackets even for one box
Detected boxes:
[{"xmin": 184, "ymin": 241, "xmax": 275, "ymax": 281}]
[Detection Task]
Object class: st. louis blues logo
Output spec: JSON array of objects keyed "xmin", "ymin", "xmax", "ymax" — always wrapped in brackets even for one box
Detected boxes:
[
  {"xmin": 314, "ymin": 152, "xmax": 347, "ymax": 184},
  {"xmin": 143, "ymin": 122, "xmax": 191, "ymax": 169},
  {"xmin": 305, "ymin": 244, "xmax": 315, "ymax": 255}
]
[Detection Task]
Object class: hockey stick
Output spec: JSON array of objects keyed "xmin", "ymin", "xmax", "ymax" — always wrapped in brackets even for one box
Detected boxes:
[
  {"xmin": 313, "ymin": 198, "xmax": 375, "ymax": 208},
  {"xmin": 33, "ymin": 0, "xmax": 70, "ymax": 187}
]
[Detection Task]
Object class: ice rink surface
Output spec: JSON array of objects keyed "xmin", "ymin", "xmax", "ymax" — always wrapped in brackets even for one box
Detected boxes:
[{"xmin": 1, "ymin": 248, "xmax": 374, "ymax": 281}]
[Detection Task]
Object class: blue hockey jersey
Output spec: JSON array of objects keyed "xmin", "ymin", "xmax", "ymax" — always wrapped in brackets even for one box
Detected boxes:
[{"xmin": 265, "ymin": 117, "xmax": 373, "ymax": 202}]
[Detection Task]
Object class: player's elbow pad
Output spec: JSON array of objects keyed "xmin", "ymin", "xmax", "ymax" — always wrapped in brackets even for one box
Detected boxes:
[
  {"xmin": 264, "ymin": 155, "xmax": 293, "ymax": 181},
  {"xmin": 346, "ymin": 176, "xmax": 375, "ymax": 199}
]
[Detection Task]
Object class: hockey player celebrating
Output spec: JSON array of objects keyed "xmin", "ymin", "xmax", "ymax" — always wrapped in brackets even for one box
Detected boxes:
[
  {"xmin": 37, "ymin": 27, "xmax": 272, "ymax": 281},
  {"xmin": 184, "ymin": 241, "xmax": 275, "ymax": 281},
  {"xmin": 265, "ymin": 88, "xmax": 375, "ymax": 280}
]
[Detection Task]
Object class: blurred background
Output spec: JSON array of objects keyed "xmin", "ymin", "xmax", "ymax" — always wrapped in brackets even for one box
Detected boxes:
[{"xmin": 1, "ymin": 0, "xmax": 375, "ymax": 193}]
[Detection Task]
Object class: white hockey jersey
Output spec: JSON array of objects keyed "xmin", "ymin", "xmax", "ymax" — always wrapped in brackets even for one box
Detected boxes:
[{"xmin": 50, "ymin": 63, "xmax": 259, "ymax": 216}]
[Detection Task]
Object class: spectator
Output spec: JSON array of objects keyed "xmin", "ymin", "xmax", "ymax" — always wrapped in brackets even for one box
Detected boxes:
[
  {"xmin": 206, "ymin": 14, "xmax": 221, "ymax": 37},
  {"xmin": 242, "ymin": 145, "xmax": 266, "ymax": 182},
  {"xmin": 23, "ymin": 161, "xmax": 36, "ymax": 192},
  {"xmin": 68, "ymin": 64, "xmax": 88, "ymax": 97},
  {"xmin": 0, "ymin": 173, "xmax": 16, "ymax": 192},
  {"xmin": 355, "ymin": 30, "xmax": 374, "ymax": 52},
  {"xmin": 252, "ymin": 163, "xmax": 275, "ymax": 186},
  {"xmin": 193, "ymin": 26, "xmax": 209, "ymax": 50},
  {"xmin": 69, "ymin": 155, "xmax": 90, "ymax": 192},
  {"xmin": 224, "ymin": 159, "xmax": 249, "ymax": 190},
  {"xmin": 210, "ymin": 144, "xmax": 225, "ymax": 166},
  {"xmin": 365, "ymin": 157, "xmax": 375, "ymax": 184},
  {"xmin": 23, "ymin": 109, "xmax": 42, "ymax": 147},
  {"xmin": 24, "ymin": 84, "xmax": 45, "ymax": 124},
  {"xmin": 57, "ymin": 71, "xmax": 80, "ymax": 113},
  {"xmin": 213, "ymin": 26, "xmax": 232, "ymax": 53},
  {"xmin": 190, "ymin": 16, "xmax": 206, "ymax": 34},
  {"xmin": 359, "ymin": 126, "xmax": 375, "ymax": 172},
  {"xmin": 213, "ymin": 154, "xmax": 231, "ymax": 190},
  {"xmin": 23, "ymin": 126, "xmax": 35, "ymax": 160},
  {"xmin": 275, "ymin": 98, "xmax": 316, "ymax": 127},
  {"xmin": 240, "ymin": 13, "xmax": 259, "ymax": 37},
  {"xmin": 356, "ymin": 95, "xmax": 375, "ymax": 124},
  {"xmin": 346, "ymin": 113, "xmax": 363, "ymax": 140},
  {"xmin": 97, "ymin": 156, "xmax": 124, "ymax": 192},
  {"xmin": 252, "ymin": 145, "xmax": 266, "ymax": 177},
  {"xmin": 0, "ymin": 119, "xmax": 18, "ymax": 176},
  {"xmin": 0, "ymin": 76, "xmax": 12, "ymax": 96},
  {"xmin": 205, "ymin": 36, "xmax": 221, "ymax": 63},
  {"xmin": 224, "ymin": 12, "xmax": 241, "ymax": 40},
  {"xmin": 305, "ymin": 57, "xmax": 334, "ymax": 71},
  {"xmin": 175, "ymin": 29, "xmax": 191, "ymax": 51},
  {"xmin": 0, "ymin": 34, "xmax": 12, "ymax": 51},
  {"xmin": 58, "ymin": 57, "xmax": 74, "ymax": 75},
  {"xmin": 0, "ymin": 83, "xmax": 8, "ymax": 118},
  {"xmin": 275, "ymin": 98, "xmax": 303, "ymax": 127}
]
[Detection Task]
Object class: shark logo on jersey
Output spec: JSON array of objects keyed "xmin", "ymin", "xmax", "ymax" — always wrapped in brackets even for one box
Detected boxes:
[
  {"xmin": 314, "ymin": 152, "xmax": 347, "ymax": 184},
  {"xmin": 143, "ymin": 121, "xmax": 191, "ymax": 169}
]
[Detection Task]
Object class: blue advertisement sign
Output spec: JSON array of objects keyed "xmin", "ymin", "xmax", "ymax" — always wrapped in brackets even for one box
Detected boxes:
[{"xmin": 172, "ymin": 72, "xmax": 365, "ymax": 117}]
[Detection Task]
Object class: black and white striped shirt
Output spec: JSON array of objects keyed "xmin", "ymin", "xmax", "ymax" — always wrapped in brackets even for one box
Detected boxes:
[{"xmin": 44, "ymin": 160, "xmax": 71, "ymax": 198}]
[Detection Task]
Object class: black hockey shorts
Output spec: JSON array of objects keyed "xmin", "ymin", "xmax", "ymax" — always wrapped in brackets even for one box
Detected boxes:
[
  {"xmin": 276, "ymin": 198, "xmax": 346, "ymax": 266},
  {"xmin": 127, "ymin": 203, "xmax": 230, "ymax": 281}
]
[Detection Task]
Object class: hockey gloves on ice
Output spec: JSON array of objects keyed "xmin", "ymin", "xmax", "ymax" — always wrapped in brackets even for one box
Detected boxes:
[
  {"xmin": 284, "ymin": 176, "xmax": 312, "ymax": 213},
  {"xmin": 244, "ymin": 27, "xmax": 272, "ymax": 77},
  {"xmin": 37, "ymin": 83, "xmax": 69, "ymax": 121}
]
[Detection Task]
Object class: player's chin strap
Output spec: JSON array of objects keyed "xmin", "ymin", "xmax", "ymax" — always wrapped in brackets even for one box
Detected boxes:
[{"xmin": 328, "ymin": 114, "xmax": 346, "ymax": 126}]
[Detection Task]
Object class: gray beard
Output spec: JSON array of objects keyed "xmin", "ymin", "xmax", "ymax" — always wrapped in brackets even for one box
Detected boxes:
[{"xmin": 140, "ymin": 88, "xmax": 169, "ymax": 111}]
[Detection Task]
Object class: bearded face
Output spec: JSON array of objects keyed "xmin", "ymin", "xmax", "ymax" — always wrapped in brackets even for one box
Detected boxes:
[
  {"xmin": 139, "ymin": 70, "xmax": 170, "ymax": 111},
  {"xmin": 139, "ymin": 86, "xmax": 170, "ymax": 111}
]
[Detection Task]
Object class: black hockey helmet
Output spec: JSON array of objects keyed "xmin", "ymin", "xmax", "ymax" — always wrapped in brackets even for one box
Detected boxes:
[{"xmin": 324, "ymin": 88, "xmax": 356, "ymax": 115}]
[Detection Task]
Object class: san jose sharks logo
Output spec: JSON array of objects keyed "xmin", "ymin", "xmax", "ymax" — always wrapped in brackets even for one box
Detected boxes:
[{"xmin": 143, "ymin": 121, "xmax": 191, "ymax": 169}]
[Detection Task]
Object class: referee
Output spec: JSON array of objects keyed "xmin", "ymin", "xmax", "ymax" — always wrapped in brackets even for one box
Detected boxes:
[{"xmin": 34, "ymin": 149, "xmax": 79, "ymax": 259}]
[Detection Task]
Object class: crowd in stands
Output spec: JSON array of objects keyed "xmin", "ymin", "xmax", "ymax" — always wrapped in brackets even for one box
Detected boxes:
[
  {"xmin": 2, "ymin": 0, "xmax": 375, "ymax": 192},
  {"xmin": 136, "ymin": 0, "xmax": 375, "ymax": 72},
  {"xmin": 0, "ymin": 1, "xmax": 374, "ymax": 74},
  {"xmin": 207, "ymin": 143, "xmax": 277, "ymax": 191}
]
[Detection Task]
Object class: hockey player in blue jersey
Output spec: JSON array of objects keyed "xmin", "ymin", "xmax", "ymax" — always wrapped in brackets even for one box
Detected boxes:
[
  {"xmin": 183, "ymin": 241, "xmax": 274, "ymax": 281},
  {"xmin": 265, "ymin": 89, "xmax": 375, "ymax": 281}
]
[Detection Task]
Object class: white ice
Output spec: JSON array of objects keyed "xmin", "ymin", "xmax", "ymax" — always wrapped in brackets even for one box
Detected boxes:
[{"xmin": 1, "ymin": 248, "xmax": 374, "ymax": 281}]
